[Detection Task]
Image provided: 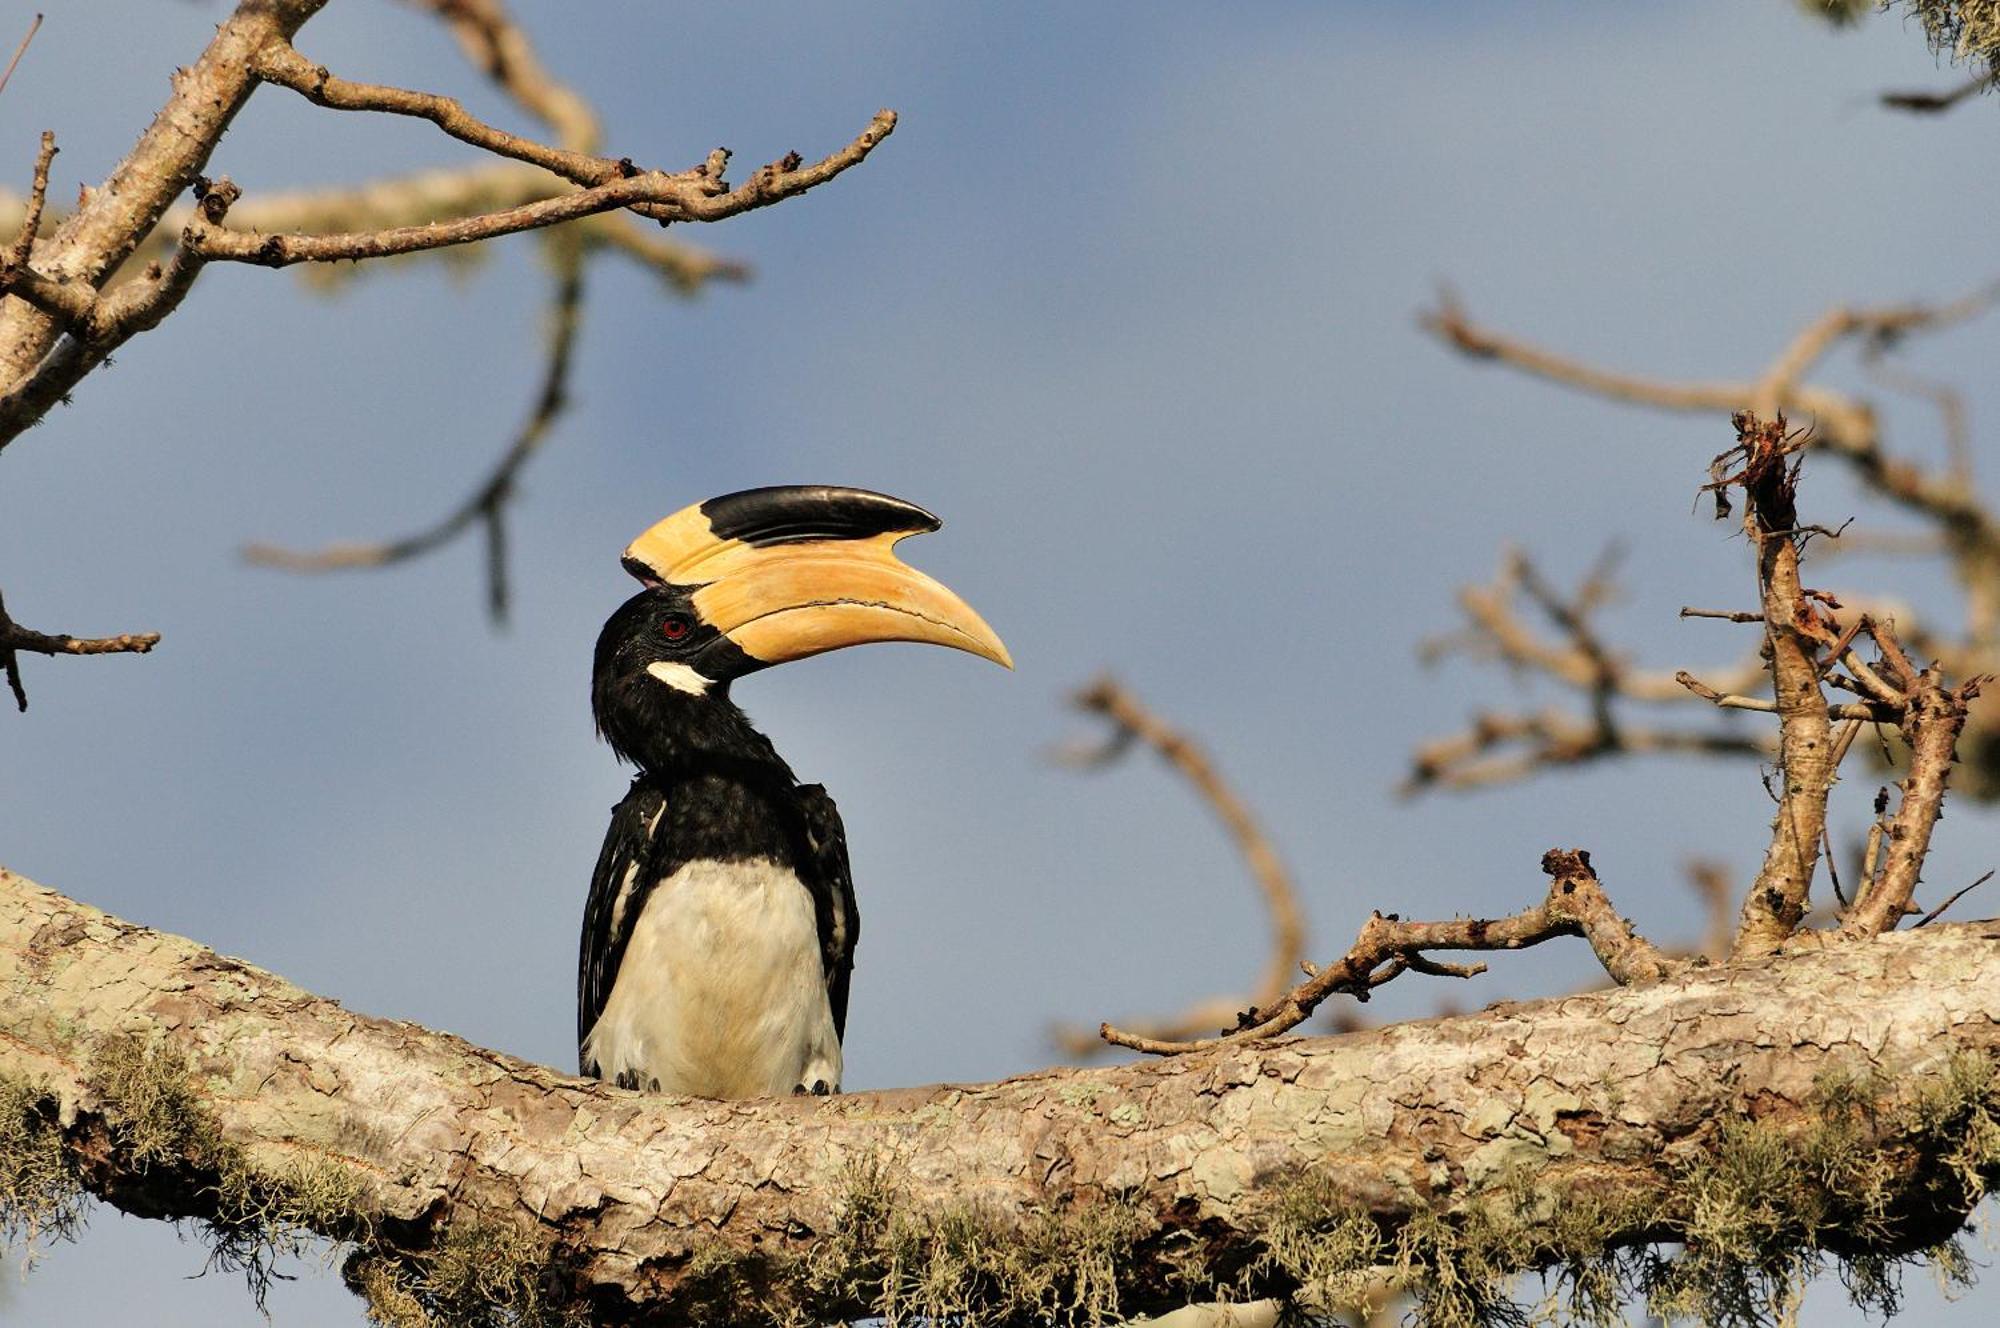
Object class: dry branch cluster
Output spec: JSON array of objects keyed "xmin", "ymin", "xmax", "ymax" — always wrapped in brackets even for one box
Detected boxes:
[
  {"xmin": 1065, "ymin": 413, "xmax": 1989, "ymax": 1065},
  {"xmin": 0, "ymin": 0, "xmax": 891, "ymax": 703},
  {"xmin": 1412, "ymin": 287, "xmax": 2000, "ymax": 798}
]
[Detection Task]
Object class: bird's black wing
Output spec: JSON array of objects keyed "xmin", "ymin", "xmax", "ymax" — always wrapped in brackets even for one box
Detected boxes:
[
  {"xmin": 795, "ymin": 783, "xmax": 860, "ymax": 1042},
  {"xmin": 577, "ymin": 777, "xmax": 669, "ymax": 1074}
]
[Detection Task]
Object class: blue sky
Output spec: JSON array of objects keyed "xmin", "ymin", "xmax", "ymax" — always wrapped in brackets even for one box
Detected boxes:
[{"xmin": 3, "ymin": 1, "xmax": 1997, "ymax": 1322}]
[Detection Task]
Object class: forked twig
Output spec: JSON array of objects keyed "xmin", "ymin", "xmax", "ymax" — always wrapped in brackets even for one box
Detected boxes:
[{"xmin": 1100, "ymin": 849, "xmax": 1677, "ymax": 1055}]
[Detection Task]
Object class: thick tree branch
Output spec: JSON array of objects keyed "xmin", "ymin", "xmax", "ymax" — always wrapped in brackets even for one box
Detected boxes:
[{"xmin": 2, "ymin": 868, "xmax": 1995, "ymax": 1325}]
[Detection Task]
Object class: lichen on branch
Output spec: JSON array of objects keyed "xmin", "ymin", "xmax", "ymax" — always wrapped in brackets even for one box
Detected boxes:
[{"xmin": 4, "ymin": 865, "xmax": 1997, "ymax": 1325}]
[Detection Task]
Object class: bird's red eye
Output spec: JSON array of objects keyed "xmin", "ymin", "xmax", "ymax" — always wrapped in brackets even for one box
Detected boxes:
[{"xmin": 661, "ymin": 615, "xmax": 692, "ymax": 641}]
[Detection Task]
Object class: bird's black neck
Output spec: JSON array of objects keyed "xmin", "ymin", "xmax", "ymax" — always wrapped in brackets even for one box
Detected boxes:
[{"xmin": 594, "ymin": 679, "xmax": 808, "ymax": 869}]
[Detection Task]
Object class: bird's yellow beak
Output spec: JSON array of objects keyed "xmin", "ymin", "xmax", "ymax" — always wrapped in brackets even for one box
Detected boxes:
[{"xmin": 622, "ymin": 486, "xmax": 1013, "ymax": 671}]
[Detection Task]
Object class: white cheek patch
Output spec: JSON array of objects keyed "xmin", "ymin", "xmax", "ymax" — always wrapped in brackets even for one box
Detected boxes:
[{"xmin": 645, "ymin": 660, "xmax": 711, "ymax": 695}]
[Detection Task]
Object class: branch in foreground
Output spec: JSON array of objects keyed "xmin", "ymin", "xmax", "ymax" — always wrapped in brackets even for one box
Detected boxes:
[
  {"xmin": 3, "ymin": 870, "xmax": 1999, "ymax": 1326},
  {"xmin": 1100, "ymin": 848, "xmax": 1678, "ymax": 1056},
  {"xmin": 1052, "ymin": 677, "xmax": 1305, "ymax": 1057},
  {"xmin": 0, "ymin": 589, "xmax": 158, "ymax": 712}
]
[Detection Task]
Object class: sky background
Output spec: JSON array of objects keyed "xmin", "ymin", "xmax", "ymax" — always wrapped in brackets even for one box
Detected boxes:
[{"xmin": 2, "ymin": 1, "xmax": 1997, "ymax": 1323}]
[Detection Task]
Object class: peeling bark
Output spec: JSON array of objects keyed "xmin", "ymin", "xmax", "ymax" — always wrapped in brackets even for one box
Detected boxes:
[{"xmin": 1, "ymin": 866, "xmax": 1996, "ymax": 1322}]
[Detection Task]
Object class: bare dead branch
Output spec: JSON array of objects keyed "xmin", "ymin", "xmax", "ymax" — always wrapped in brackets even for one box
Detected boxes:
[
  {"xmin": 0, "ymin": 587, "xmax": 159, "ymax": 712},
  {"xmin": 1917, "ymin": 868, "xmax": 1995, "ymax": 928},
  {"xmin": 4, "ymin": 130, "xmax": 52, "ymax": 274},
  {"xmin": 0, "ymin": 164, "xmax": 747, "ymax": 298},
  {"xmin": 1409, "ymin": 548, "xmax": 1773, "ymax": 790},
  {"xmin": 1425, "ymin": 286, "xmax": 2000, "ymax": 648},
  {"xmin": 183, "ymin": 112, "xmax": 895, "ymax": 269},
  {"xmin": 243, "ymin": 230, "xmax": 588, "ymax": 623},
  {"xmin": 1422, "ymin": 291, "xmax": 1745, "ymax": 412},
  {"xmin": 1101, "ymin": 847, "xmax": 1678, "ymax": 1056},
  {"xmin": 1718, "ymin": 414, "xmax": 1841, "ymax": 956},
  {"xmin": 0, "ymin": 0, "xmax": 869, "ymax": 666},
  {"xmin": 5, "ymin": 866, "xmax": 1998, "ymax": 1324},
  {"xmin": 1676, "ymin": 668, "xmax": 1897, "ymax": 723},
  {"xmin": 1055, "ymin": 677, "xmax": 1305, "ymax": 1056},
  {"xmin": 396, "ymin": 0, "xmax": 598, "ymax": 153},
  {"xmin": 1840, "ymin": 662, "xmax": 1990, "ymax": 937},
  {"xmin": 1402, "ymin": 705, "xmax": 1772, "ymax": 793},
  {"xmin": 1680, "ymin": 606, "xmax": 1765, "ymax": 623},
  {"xmin": 251, "ymin": 41, "xmax": 619, "ymax": 193}
]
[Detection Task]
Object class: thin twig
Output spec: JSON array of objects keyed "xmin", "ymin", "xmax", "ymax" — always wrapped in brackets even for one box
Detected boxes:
[
  {"xmin": 0, "ymin": 588, "xmax": 159, "ymax": 713},
  {"xmin": 186, "ymin": 110, "xmax": 894, "ymax": 269},
  {"xmin": 397, "ymin": 0, "xmax": 598, "ymax": 153},
  {"xmin": 1675, "ymin": 670, "xmax": 1895, "ymax": 723},
  {"xmin": 0, "ymin": 13, "xmax": 42, "ymax": 101},
  {"xmin": 1056, "ymin": 677, "xmax": 1304, "ymax": 1055},
  {"xmin": 1915, "ymin": 869, "xmax": 1995, "ymax": 928},
  {"xmin": 1403, "ymin": 707, "xmax": 1770, "ymax": 793},
  {"xmin": 5, "ymin": 130, "xmax": 53, "ymax": 273},
  {"xmin": 243, "ymin": 235, "xmax": 587, "ymax": 622}
]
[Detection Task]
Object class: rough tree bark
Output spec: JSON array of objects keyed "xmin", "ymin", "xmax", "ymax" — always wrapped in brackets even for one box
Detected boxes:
[{"xmin": 3, "ymin": 865, "xmax": 1996, "ymax": 1324}]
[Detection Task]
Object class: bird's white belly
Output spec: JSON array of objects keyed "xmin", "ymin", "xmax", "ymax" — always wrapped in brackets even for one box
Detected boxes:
[{"xmin": 583, "ymin": 857, "xmax": 841, "ymax": 1098}]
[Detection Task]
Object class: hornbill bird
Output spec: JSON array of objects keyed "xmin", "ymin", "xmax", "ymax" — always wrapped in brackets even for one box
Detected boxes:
[{"xmin": 580, "ymin": 485, "xmax": 1010, "ymax": 1097}]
